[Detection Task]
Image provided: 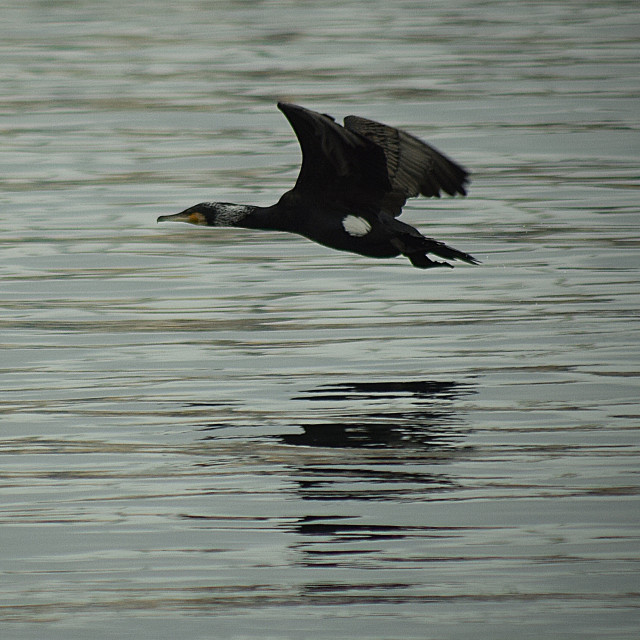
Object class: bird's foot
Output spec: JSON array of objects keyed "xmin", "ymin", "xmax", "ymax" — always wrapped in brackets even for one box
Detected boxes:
[{"xmin": 408, "ymin": 253, "xmax": 454, "ymax": 269}]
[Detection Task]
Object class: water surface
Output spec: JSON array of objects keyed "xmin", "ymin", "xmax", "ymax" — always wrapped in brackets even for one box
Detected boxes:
[{"xmin": 1, "ymin": 1, "xmax": 639, "ymax": 638}]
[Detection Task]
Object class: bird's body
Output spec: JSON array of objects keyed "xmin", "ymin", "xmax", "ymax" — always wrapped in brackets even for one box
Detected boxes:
[{"xmin": 158, "ymin": 102, "xmax": 478, "ymax": 269}]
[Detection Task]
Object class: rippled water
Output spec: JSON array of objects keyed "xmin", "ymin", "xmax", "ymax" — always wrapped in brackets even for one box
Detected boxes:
[{"xmin": 1, "ymin": 1, "xmax": 639, "ymax": 638}]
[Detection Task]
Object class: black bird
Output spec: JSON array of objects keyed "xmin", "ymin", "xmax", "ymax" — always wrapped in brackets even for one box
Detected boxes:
[{"xmin": 158, "ymin": 102, "xmax": 478, "ymax": 269}]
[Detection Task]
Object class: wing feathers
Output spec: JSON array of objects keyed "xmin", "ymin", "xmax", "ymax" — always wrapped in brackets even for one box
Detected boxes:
[
  {"xmin": 278, "ymin": 102, "xmax": 390, "ymax": 199},
  {"xmin": 344, "ymin": 115, "xmax": 469, "ymax": 201},
  {"xmin": 278, "ymin": 103, "xmax": 469, "ymax": 219}
]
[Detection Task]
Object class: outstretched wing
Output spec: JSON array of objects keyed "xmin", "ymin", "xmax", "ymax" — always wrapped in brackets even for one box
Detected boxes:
[
  {"xmin": 277, "ymin": 102, "xmax": 390, "ymax": 209},
  {"xmin": 277, "ymin": 103, "xmax": 469, "ymax": 217},
  {"xmin": 344, "ymin": 114, "xmax": 469, "ymax": 216}
]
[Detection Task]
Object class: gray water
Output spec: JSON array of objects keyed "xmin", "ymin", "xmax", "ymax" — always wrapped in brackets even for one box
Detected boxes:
[{"xmin": 1, "ymin": 1, "xmax": 639, "ymax": 638}]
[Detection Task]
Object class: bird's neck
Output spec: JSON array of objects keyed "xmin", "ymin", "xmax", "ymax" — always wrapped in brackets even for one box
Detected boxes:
[
  {"xmin": 215, "ymin": 202, "xmax": 290, "ymax": 232},
  {"xmin": 207, "ymin": 203, "xmax": 259, "ymax": 227}
]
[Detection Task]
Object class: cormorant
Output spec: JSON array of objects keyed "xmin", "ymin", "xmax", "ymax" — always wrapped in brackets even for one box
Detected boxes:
[{"xmin": 157, "ymin": 102, "xmax": 478, "ymax": 269}]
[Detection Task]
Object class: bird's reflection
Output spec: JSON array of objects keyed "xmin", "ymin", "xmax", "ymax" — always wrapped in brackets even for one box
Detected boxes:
[
  {"xmin": 280, "ymin": 379, "xmax": 474, "ymax": 566},
  {"xmin": 274, "ymin": 378, "xmax": 473, "ymax": 503},
  {"xmin": 282, "ymin": 379, "xmax": 472, "ymax": 450},
  {"xmin": 196, "ymin": 378, "xmax": 475, "ymax": 566}
]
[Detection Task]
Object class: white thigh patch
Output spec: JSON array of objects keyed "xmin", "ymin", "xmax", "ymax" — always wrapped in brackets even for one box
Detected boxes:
[{"xmin": 342, "ymin": 215, "xmax": 372, "ymax": 237}]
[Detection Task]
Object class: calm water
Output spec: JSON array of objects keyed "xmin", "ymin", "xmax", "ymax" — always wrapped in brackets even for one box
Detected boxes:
[{"xmin": 1, "ymin": 1, "xmax": 639, "ymax": 638}]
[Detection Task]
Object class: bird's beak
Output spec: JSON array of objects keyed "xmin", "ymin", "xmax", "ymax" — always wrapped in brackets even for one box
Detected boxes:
[{"xmin": 157, "ymin": 211, "xmax": 207, "ymax": 225}]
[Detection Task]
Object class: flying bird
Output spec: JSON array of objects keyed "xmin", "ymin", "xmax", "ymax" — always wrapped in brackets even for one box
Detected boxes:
[{"xmin": 158, "ymin": 102, "xmax": 478, "ymax": 269}]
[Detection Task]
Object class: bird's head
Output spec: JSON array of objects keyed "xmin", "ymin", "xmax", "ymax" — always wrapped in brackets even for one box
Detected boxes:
[{"xmin": 157, "ymin": 202, "xmax": 232, "ymax": 227}]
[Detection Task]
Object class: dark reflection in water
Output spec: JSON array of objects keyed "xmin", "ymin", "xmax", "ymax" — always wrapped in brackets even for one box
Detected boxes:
[
  {"xmin": 284, "ymin": 379, "xmax": 473, "ymax": 449},
  {"xmin": 282, "ymin": 381, "xmax": 473, "ymax": 563},
  {"xmin": 295, "ymin": 515, "xmax": 408, "ymax": 540},
  {"xmin": 281, "ymin": 380, "xmax": 472, "ymax": 507},
  {"xmin": 198, "ymin": 379, "xmax": 473, "ymax": 504},
  {"xmin": 294, "ymin": 380, "xmax": 466, "ymax": 402},
  {"xmin": 196, "ymin": 381, "xmax": 472, "ymax": 568}
]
